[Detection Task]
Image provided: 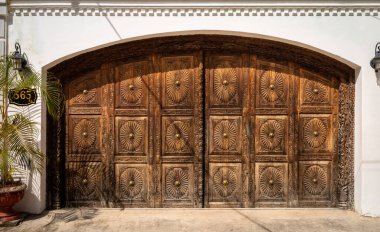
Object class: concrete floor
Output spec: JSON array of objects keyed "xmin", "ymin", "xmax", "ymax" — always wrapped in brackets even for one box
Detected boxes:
[{"xmin": 2, "ymin": 209, "xmax": 380, "ymax": 232}]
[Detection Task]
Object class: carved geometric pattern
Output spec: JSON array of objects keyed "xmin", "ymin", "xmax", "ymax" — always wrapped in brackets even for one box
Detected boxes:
[
  {"xmin": 212, "ymin": 166, "xmax": 238, "ymax": 198},
  {"xmin": 213, "ymin": 64, "xmax": 238, "ymax": 104},
  {"xmin": 163, "ymin": 57, "xmax": 193, "ymax": 107},
  {"xmin": 259, "ymin": 69, "xmax": 285, "ymax": 104},
  {"xmin": 213, "ymin": 118, "xmax": 239, "ymax": 152},
  {"xmin": 120, "ymin": 66, "xmax": 144, "ymax": 105},
  {"xmin": 303, "ymin": 165, "xmax": 328, "ymax": 196},
  {"xmin": 299, "ymin": 162, "xmax": 331, "ymax": 201},
  {"xmin": 304, "ymin": 118, "xmax": 328, "ymax": 149},
  {"xmin": 73, "ymin": 119, "xmax": 96, "ymax": 150},
  {"xmin": 115, "ymin": 117, "xmax": 147, "ymax": 155},
  {"xmin": 115, "ymin": 61, "xmax": 149, "ymax": 109},
  {"xmin": 165, "ymin": 167, "xmax": 190, "ymax": 200},
  {"xmin": 119, "ymin": 167, "xmax": 144, "ymax": 200},
  {"xmin": 73, "ymin": 84, "xmax": 97, "ymax": 104},
  {"xmin": 300, "ymin": 70, "xmax": 332, "ymax": 108},
  {"xmin": 259, "ymin": 119, "xmax": 284, "ymax": 152},
  {"xmin": 259, "ymin": 166, "xmax": 284, "ymax": 199},
  {"xmin": 164, "ymin": 120, "xmax": 191, "ymax": 153},
  {"xmin": 119, "ymin": 121, "xmax": 143, "ymax": 152},
  {"xmin": 13, "ymin": 7, "xmax": 380, "ymax": 17},
  {"xmin": 71, "ymin": 78, "xmax": 98, "ymax": 105},
  {"xmin": 68, "ymin": 164, "xmax": 100, "ymax": 200},
  {"xmin": 304, "ymin": 80, "xmax": 329, "ymax": 104}
]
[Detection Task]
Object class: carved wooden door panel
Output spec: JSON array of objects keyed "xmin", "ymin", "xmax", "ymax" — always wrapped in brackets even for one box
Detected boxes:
[
  {"xmin": 66, "ymin": 70, "xmax": 106, "ymax": 206},
  {"xmin": 153, "ymin": 53, "xmax": 203, "ymax": 207},
  {"xmin": 297, "ymin": 69, "xmax": 338, "ymax": 207},
  {"xmin": 204, "ymin": 55, "xmax": 338, "ymax": 208},
  {"xmin": 204, "ymin": 54, "xmax": 250, "ymax": 207},
  {"xmin": 112, "ymin": 60, "xmax": 154, "ymax": 207},
  {"xmin": 253, "ymin": 60, "xmax": 294, "ymax": 207},
  {"xmin": 66, "ymin": 53, "xmax": 203, "ymax": 208}
]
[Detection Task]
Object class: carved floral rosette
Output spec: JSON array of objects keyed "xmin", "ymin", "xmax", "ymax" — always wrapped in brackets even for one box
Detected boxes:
[
  {"xmin": 212, "ymin": 166, "xmax": 239, "ymax": 200},
  {"xmin": 119, "ymin": 167, "xmax": 145, "ymax": 200},
  {"xmin": 68, "ymin": 164, "xmax": 101, "ymax": 201}
]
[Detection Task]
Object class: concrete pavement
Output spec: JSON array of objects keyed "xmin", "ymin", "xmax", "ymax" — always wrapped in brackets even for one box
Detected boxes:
[{"xmin": 2, "ymin": 208, "xmax": 380, "ymax": 232}]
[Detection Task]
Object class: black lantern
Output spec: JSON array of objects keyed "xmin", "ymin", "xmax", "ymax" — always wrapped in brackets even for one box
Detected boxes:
[
  {"xmin": 370, "ymin": 42, "xmax": 380, "ymax": 85},
  {"xmin": 12, "ymin": 43, "xmax": 28, "ymax": 71}
]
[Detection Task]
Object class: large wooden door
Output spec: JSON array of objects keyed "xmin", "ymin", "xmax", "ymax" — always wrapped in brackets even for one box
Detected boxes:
[
  {"xmin": 110, "ymin": 53, "xmax": 204, "ymax": 207},
  {"xmin": 204, "ymin": 54, "xmax": 294, "ymax": 207},
  {"xmin": 65, "ymin": 52, "xmax": 203, "ymax": 207},
  {"xmin": 203, "ymin": 53, "xmax": 338, "ymax": 207},
  {"xmin": 65, "ymin": 50, "xmax": 338, "ymax": 208}
]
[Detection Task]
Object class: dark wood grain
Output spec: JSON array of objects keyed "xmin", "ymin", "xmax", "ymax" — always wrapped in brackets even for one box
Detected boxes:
[{"xmin": 46, "ymin": 34, "xmax": 354, "ymax": 209}]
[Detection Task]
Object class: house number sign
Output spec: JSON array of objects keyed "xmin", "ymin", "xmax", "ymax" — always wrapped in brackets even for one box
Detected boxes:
[{"xmin": 8, "ymin": 88, "xmax": 38, "ymax": 106}]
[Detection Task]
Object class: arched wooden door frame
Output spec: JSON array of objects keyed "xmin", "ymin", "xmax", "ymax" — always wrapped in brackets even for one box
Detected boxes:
[{"xmin": 45, "ymin": 34, "xmax": 355, "ymax": 209}]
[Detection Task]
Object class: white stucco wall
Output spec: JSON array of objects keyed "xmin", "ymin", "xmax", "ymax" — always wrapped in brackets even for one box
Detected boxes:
[{"xmin": 7, "ymin": 2, "xmax": 380, "ymax": 216}]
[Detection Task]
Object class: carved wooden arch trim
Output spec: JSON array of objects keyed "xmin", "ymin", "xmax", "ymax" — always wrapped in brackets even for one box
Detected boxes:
[{"xmin": 46, "ymin": 34, "xmax": 355, "ymax": 209}]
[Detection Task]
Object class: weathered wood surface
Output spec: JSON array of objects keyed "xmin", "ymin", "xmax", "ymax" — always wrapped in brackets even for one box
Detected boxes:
[{"xmin": 46, "ymin": 35, "xmax": 355, "ymax": 209}]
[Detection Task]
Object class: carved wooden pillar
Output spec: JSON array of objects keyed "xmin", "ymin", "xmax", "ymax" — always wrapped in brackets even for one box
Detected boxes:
[
  {"xmin": 46, "ymin": 111, "xmax": 65, "ymax": 209},
  {"xmin": 337, "ymin": 75, "xmax": 355, "ymax": 209},
  {"xmin": 338, "ymin": 79, "xmax": 349, "ymax": 208}
]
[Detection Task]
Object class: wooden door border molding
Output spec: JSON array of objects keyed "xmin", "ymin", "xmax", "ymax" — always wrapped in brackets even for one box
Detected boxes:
[{"xmin": 46, "ymin": 34, "xmax": 355, "ymax": 209}]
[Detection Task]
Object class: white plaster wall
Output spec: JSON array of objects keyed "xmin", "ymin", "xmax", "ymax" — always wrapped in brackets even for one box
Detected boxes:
[{"xmin": 7, "ymin": 13, "xmax": 380, "ymax": 216}]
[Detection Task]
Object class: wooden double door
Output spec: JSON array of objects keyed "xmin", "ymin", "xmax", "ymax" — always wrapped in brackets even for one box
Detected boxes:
[{"xmin": 65, "ymin": 51, "xmax": 338, "ymax": 208}]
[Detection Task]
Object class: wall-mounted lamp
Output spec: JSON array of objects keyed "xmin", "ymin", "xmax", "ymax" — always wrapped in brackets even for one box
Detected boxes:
[
  {"xmin": 370, "ymin": 42, "xmax": 380, "ymax": 85},
  {"xmin": 11, "ymin": 42, "xmax": 28, "ymax": 71}
]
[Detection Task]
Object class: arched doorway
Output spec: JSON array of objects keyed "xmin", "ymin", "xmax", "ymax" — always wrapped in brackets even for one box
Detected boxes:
[{"xmin": 46, "ymin": 34, "xmax": 355, "ymax": 209}]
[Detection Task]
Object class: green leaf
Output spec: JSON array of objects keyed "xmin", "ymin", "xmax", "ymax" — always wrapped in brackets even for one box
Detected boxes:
[{"xmin": 0, "ymin": 55, "xmax": 64, "ymax": 185}]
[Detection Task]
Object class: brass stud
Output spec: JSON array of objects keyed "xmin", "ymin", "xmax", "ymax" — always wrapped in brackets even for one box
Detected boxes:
[
  {"xmin": 313, "ymin": 131, "xmax": 319, "ymax": 136},
  {"xmin": 223, "ymin": 80, "xmax": 229, "ymax": 86},
  {"xmin": 175, "ymin": 133, "xmax": 181, "ymax": 139},
  {"xmin": 129, "ymin": 133, "xmax": 134, "ymax": 139},
  {"xmin": 82, "ymin": 132, "xmax": 88, "ymax": 137},
  {"xmin": 269, "ymin": 132, "xmax": 275, "ymax": 138},
  {"xmin": 129, "ymin": 180, "xmax": 135, "ymax": 186},
  {"xmin": 175, "ymin": 80, "xmax": 181, "ymax": 86},
  {"xmin": 222, "ymin": 180, "xmax": 229, "ymax": 186},
  {"xmin": 174, "ymin": 180, "xmax": 181, "ymax": 187},
  {"xmin": 83, "ymin": 89, "xmax": 88, "ymax": 95},
  {"xmin": 223, "ymin": 133, "xmax": 228, "ymax": 138},
  {"xmin": 129, "ymin": 84, "xmax": 134, "ymax": 90},
  {"xmin": 269, "ymin": 179, "xmax": 274, "ymax": 185},
  {"xmin": 313, "ymin": 88, "xmax": 319, "ymax": 94},
  {"xmin": 82, "ymin": 179, "xmax": 88, "ymax": 184},
  {"xmin": 312, "ymin": 178, "xmax": 318, "ymax": 183},
  {"xmin": 269, "ymin": 84, "xmax": 275, "ymax": 90}
]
